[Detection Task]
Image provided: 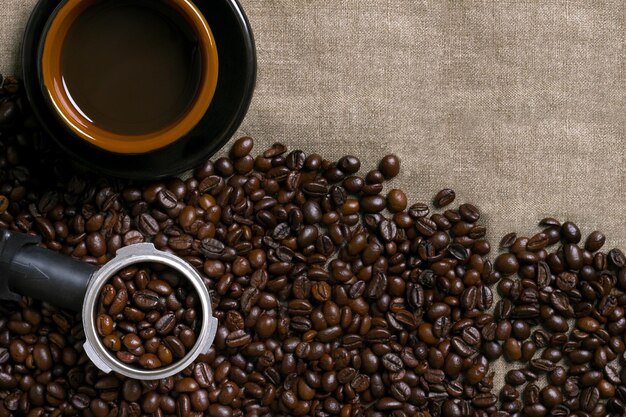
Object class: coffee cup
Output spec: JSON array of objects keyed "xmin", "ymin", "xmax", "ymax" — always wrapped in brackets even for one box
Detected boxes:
[
  {"xmin": 26, "ymin": 0, "xmax": 255, "ymax": 178},
  {"xmin": 39, "ymin": 0, "xmax": 219, "ymax": 154}
]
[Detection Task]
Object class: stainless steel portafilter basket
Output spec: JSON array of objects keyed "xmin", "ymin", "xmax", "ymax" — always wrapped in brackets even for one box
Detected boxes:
[
  {"xmin": 0, "ymin": 230, "xmax": 218, "ymax": 380},
  {"xmin": 82, "ymin": 243, "xmax": 218, "ymax": 379}
]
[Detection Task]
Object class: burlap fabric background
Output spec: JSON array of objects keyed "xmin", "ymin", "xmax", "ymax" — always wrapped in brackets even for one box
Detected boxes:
[{"xmin": 1, "ymin": 0, "xmax": 624, "ymax": 392}]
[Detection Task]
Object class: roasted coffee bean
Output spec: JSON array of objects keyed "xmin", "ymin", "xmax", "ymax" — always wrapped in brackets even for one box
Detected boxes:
[
  {"xmin": 538, "ymin": 217, "xmax": 560, "ymax": 227},
  {"xmin": 529, "ymin": 358, "xmax": 556, "ymax": 373},
  {"xmin": 461, "ymin": 326, "xmax": 481, "ymax": 346},
  {"xmin": 230, "ymin": 136, "xmax": 254, "ymax": 158},
  {"xmin": 505, "ymin": 369, "xmax": 526, "ymax": 386},
  {"xmin": 494, "ymin": 253, "xmax": 519, "ymax": 275},
  {"xmin": 585, "ymin": 230, "xmax": 606, "ymax": 252},
  {"xmin": 415, "ymin": 217, "xmax": 437, "ymax": 237},
  {"xmin": 451, "ymin": 337, "xmax": 476, "ymax": 357},
  {"xmin": 155, "ymin": 313, "xmax": 177, "ymax": 335},
  {"xmin": 604, "ymin": 365, "xmax": 621, "ymax": 385},
  {"xmin": 609, "ymin": 248, "xmax": 626, "ymax": 268},
  {"xmin": 580, "ymin": 387, "xmax": 600, "ymax": 412},
  {"xmin": 387, "ymin": 189, "xmax": 407, "ymax": 212},
  {"xmin": 473, "ymin": 393, "xmax": 497, "ymax": 408},
  {"xmin": 337, "ymin": 155, "xmax": 360, "ymax": 174},
  {"xmin": 448, "ymin": 243, "xmax": 468, "ymax": 262},
  {"xmin": 378, "ymin": 154, "xmax": 400, "ymax": 178},
  {"xmin": 459, "ymin": 203, "xmax": 480, "ymax": 222},
  {"xmin": 535, "ymin": 261, "xmax": 551, "ymax": 288},
  {"xmin": 390, "ymin": 381, "xmax": 410, "ymax": 401},
  {"xmin": 434, "ymin": 188, "xmax": 455, "ymax": 207},
  {"xmin": 500, "ymin": 232, "xmax": 517, "ymax": 248},
  {"xmin": 556, "ymin": 271, "xmax": 577, "ymax": 291},
  {"xmin": 408, "ymin": 203, "xmax": 429, "ymax": 218},
  {"xmin": 132, "ymin": 290, "xmax": 160, "ymax": 310},
  {"xmin": 156, "ymin": 189, "xmax": 178, "ymax": 209},
  {"xmin": 467, "ymin": 363, "xmax": 488, "ymax": 384},
  {"xmin": 226, "ymin": 330, "xmax": 252, "ymax": 348},
  {"xmin": 561, "ymin": 221, "xmax": 581, "ymax": 243},
  {"xmin": 563, "ymin": 243, "xmax": 583, "ymax": 270},
  {"xmin": 109, "ymin": 289, "xmax": 128, "ymax": 315},
  {"xmin": 381, "ymin": 353, "xmax": 404, "ymax": 372},
  {"xmin": 527, "ymin": 232, "xmax": 549, "ymax": 251},
  {"xmin": 96, "ymin": 314, "xmax": 114, "ymax": 336},
  {"xmin": 361, "ymin": 195, "xmax": 386, "ymax": 213},
  {"xmin": 137, "ymin": 213, "xmax": 159, "ymax": 236}
]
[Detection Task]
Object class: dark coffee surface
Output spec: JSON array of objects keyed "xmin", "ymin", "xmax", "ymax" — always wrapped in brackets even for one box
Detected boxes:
[{"xmin": 61, "ymin": 0, "xmax": 201, "ymax": 135}]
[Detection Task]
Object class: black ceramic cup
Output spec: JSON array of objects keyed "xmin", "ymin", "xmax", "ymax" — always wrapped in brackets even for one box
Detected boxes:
[{"xmin": 23, "ymin": 0, "xmax": 256, "ymax": 179}]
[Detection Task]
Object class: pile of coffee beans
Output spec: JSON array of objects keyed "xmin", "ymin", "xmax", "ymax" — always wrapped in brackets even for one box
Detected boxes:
[
  {"xmin": 96, "ymin": 264, "xmax": 201, "ymax": 370},
  {"xmin": 491, "ymin": 221, "xmax": 626, "ymax": 417},
  {"xmin": 0, "ymin": 75, "xmax": 625, "ymax": 417}
]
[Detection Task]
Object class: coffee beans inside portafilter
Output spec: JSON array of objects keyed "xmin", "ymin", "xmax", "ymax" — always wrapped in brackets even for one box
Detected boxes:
[
  {"xmin": 96, "ymin": 264, "xmax": 201, "ymax": 370},
  {"xmin": 0, "ymin": 75, "xmax": 625, "ymax": 417}
]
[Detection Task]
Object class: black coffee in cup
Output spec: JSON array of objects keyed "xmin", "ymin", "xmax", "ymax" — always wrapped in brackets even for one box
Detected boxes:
[{"xmin": 60, "ymin": 0, "xmax": 204, "ymax": 135}]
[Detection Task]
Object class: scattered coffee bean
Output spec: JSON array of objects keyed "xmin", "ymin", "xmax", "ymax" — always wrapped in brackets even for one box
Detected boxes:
[
  {"xmin": 378, "ymin": 154, "xmax": 400, "ymax": 178},
  {"xmin": 386, "ymin": 189, "xmax": 407, "ymax": 212},
  {"xmin": 433, "ymin": 188, "xmax": 456, "ymax": 207}
]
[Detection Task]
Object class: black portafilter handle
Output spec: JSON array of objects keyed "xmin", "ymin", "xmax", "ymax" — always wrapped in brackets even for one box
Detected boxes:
[{"xmin": 0, "ymin": 230, "xmax": 98, "ymax": 311}]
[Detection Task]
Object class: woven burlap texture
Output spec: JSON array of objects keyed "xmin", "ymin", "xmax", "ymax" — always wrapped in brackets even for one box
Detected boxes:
[{"xmin": 1, "ymin": 0, "xmax": 624, "ymax": 392}]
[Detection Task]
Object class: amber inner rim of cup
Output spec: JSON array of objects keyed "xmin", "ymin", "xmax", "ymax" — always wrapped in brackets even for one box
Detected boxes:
[{"xmin": 41, "ymin": 0, "xmax": 218, "ymax": 154}]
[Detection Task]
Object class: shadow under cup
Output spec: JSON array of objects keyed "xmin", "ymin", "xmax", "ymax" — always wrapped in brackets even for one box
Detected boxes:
[{"xmin": 40, "ymin": 0, "xmax": 219, "ymax": 154}]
